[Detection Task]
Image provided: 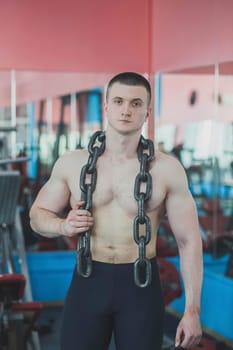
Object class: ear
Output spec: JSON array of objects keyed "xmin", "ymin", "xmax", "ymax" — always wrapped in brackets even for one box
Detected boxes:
[
  {"xmin": 145, "ymin": 107, "xmax": 152, "ymax": 121},
  {"xmin": 104, "ymin": 102, "xmax": 108, "ymax": 114}
]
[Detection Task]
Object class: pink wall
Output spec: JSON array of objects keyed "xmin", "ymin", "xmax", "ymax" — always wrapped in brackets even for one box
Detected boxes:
[
  {"xmin": 152, "ymin": 0, "xmax": 233, "ymax": 72},
  {"xmin": 0, "ymin": 0, "xmax": 232, "ymax": 73},
  {"xmin": 0, "ymin": 0, "xmax": 150, "ymax": 72}
]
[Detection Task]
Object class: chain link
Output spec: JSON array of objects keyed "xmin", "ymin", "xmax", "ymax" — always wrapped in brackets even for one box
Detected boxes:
[
  {"xmin": 77, "ymin": 131, "xmax": 105, "ymax": 277},
  {"xmin": 77, "ymin": 131, "xmax": 154, "ymax": 288},
  {"xmin": 134, "ymin": 136, "xmax": 155, "ymax": 287}
]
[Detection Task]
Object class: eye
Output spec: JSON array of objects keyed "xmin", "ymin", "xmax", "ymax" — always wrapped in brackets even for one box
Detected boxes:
[
  {"xmin": 132, "ymin": 100, "xmax": 142, "ymax": 107},
  {"xmin": 113, "ymin": 98, "xmax": 122, "ymax": 105}
]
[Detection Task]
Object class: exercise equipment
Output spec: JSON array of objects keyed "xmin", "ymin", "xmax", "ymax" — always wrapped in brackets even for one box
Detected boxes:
[
  {"xmin": 163, "ymin": 337, "xmax": 226, "ymax": 350},
  {"xmin": 198, "ymin": 198, "xmax": 233, "ymax": 277},
  {"xmin": 53, "ymin": 90, "xmax": 103, "ymax": 161},
  {"xmin": 0, "ymin": 170, "xmax": 42, "ymax": 349},
  {"xmin": 0, "ymin": 156, "xmax": 29, "ymax": 166},
  {"xmin": 0, "ymin": 273, "xmax": 42, "ymax": 349},
  {"xmin": 157, "ymin": 258, "xmax": 182, "ymax": 306},
  {"xmin": 190, "ymin": 336, "xmax": 226, "ymax": 350},
  {"xmin": 0, "ymin": 171, "xmax": 21, "ymax": 274},
  {"xmin": 157, "ymin": 218, "xmax": 178, "ymax": 257}
]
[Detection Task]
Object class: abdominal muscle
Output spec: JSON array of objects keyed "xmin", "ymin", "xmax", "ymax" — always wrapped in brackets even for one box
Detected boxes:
[{"xmin": 90, "ymin": 201, "xmax": 159, "ymax": 263}]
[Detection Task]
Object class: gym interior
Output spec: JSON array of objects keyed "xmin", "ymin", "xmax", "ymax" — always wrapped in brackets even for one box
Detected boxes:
[{"xmin": 0, "ymin": 1, "xmax": 232, "ymax": 349}]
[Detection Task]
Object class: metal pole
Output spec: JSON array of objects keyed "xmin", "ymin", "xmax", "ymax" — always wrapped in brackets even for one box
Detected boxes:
[
  {"xmin": 10, "ymin": 70, "xmax": 17, "ymax": 159},
  {"xmin": 14, "ymin": 210, "xmax": 41, "ymax": 350}
]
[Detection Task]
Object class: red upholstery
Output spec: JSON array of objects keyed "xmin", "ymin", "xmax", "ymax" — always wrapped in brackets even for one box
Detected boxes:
[
  {"xmin": 157, "ymin": 258, "xmax": 182, "ymax": 305},
  {"xmin": 12, "ymin": 301, "xmax": 43, "ymax": 340},
  {"xmin": 0, "ymin": 273, "xmax": 26, "ymax": 302},
  {"xmin": 190, "ymin": 336, "xmax": 225, "ymax": 350}
]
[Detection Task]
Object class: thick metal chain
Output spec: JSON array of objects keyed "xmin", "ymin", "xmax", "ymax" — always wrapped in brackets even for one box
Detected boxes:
[
  {"xmin": 77, "ymin": 131, "xmax": 154, "ymax": 288},
  {"xmin": 77, "ymin": 130, "xmax": 105, "ymax": 277},
  {"xmin": 134, "ymin": 136, "xmax": 155, "ymax": 287}
]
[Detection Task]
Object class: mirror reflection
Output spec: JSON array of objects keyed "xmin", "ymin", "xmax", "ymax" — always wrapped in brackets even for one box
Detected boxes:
[
  {"xmin": 0, "ymin": 66, "xmax": 232, "ymax": 348},
  {"xmin": 0, "ymin": 67, "xmax": 232, "ymax": 253},
  {"xmin": 154, "ymin": 62, "xmax": 233, "ymax": 346},
  {"xmin": 155, "ymin": 64, "xmax": 232, "ymax": 245},
  {"xmin": 0, "ymin": 71, "xmax": 115, "ymax": 250}
]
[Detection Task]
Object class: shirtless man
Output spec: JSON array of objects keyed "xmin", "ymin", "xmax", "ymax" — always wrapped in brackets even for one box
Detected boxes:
[{"xmin": 30, "ymin": 72, "xmax": 203, "ymax": 350}]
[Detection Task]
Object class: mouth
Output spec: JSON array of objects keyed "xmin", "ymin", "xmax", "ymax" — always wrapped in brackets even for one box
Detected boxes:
[{"xmin": 119, "ymin": 119, "xmax": 131, "ymax": 123}]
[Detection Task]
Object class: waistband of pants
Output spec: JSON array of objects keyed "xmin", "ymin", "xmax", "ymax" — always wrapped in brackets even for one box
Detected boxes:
[{"xmin": 91, "ymin": 256, "xmax": 157, "ymax": 271}]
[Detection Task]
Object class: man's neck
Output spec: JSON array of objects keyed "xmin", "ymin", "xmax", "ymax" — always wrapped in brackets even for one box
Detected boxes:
[{"xmin": 104, "ymin": 128, "xmax": 141, "ymax": 160}]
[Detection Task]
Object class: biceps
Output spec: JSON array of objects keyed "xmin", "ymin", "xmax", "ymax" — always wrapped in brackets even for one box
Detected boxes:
[
  {"xmin": 32, "ymin": 179, "xmax": 70, "ymax": 214},
  {"xmin": 166, "ymin": 192, "xmax": 199, "ymax": 242}
]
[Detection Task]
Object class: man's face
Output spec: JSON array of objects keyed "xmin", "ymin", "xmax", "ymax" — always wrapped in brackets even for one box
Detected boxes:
[{"xmin": 104, "ymin": 82, "xmax": 151, "ymax": 135}]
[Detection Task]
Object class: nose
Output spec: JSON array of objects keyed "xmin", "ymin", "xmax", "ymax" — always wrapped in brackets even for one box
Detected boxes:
[{"xmin": 121, "ymin": 102, "xmax": 131, "ymax": 117}]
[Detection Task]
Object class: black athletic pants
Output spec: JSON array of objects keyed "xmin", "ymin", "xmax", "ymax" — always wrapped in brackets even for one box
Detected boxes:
[{"xmin": 60, "ymin": 258, "xmax": 164, "ymax": 350}]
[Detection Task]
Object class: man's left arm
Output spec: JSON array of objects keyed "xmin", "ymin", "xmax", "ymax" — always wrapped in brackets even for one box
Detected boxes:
[{"xmin": 165, "ymin": 159, "xmax": 203, "ymax": 349}]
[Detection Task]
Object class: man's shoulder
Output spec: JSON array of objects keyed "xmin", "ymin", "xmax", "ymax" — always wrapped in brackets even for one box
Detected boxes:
[
  {"xmin": 152, "ymin": 151, "xmax": 186, "ymax": 183},
  {"xmin": 58, "ymin": 149, "xmax": 88, "ymax": 163},
  {"xmin": 53, "ymin": 149, "xmax": 89, "ymax": 173},
  {"xmin": 154, "ymin": 150, "xmax": 182, "ymax": 169}
]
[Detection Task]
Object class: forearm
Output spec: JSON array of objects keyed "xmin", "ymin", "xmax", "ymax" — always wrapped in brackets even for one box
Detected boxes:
[
  {"xmin": 30, "ymin": 207, "xmax": 64, "ymax": 238},
  {"xmin": 178, "ymin": 235, "xmax": 203, "ymax": 313}
]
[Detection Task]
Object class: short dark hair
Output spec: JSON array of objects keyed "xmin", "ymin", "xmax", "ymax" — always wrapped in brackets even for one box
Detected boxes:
[{"xmin": 106, "ymin": 72, "xmax": 151, "ymax": 105}]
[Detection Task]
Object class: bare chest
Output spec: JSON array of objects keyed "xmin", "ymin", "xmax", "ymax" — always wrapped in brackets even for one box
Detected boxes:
[
  {"xmin": 69, "ymin": 155, "xmax": 166, "ymax": 214},
  {"xmin": 94, "ymin": 161, "xmax": 137, "ymax": 209}
]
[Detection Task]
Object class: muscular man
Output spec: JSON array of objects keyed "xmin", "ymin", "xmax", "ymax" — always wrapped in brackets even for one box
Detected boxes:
[{"xmin": 30, "ymin": 72, "xmax": 203, "ymax": 350}]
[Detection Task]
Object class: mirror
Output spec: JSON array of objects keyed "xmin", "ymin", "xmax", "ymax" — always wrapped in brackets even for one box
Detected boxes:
[
  {"xmin": 0, "ymin": 65, "xmax": 233, "ymax": 346},
  {"xmin": 154, "ymin": 63, "xmax": 218, "ymax": 276},
  {"xmin": 0, "ymin": 71, "xmax": 116, "ymax": 250},
  {"xmin": 154, "ymin": 62, "xmax": 233, "ymax": 345},
  {"xmin": 154, "ymin": 62, "xmax": 233, "ymax": 254},
  {"xmin": 154, "ymin": 65, "xmax": 216, "ymax": 200},
  {"xmin": 1, "ymin": 67, "xmax": 232, "ymax": 252},
  {"xmin": 213, "ymin": 61, "xmax": 233, "ymax": 258}
]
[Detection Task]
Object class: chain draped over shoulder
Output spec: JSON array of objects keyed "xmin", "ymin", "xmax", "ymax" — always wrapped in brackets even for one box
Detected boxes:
[{"xmin": 77, "ymin": 131, "xmax": 155, "ymax": 288}]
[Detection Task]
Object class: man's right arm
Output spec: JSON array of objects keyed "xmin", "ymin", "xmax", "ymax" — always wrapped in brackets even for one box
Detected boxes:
[{"xmin": 29, "ymin": 155, "xmax": 93, "ymax": 238}]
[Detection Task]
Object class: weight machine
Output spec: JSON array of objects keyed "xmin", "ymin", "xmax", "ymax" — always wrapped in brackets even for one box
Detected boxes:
[{"xmin": 0, "ymin": 171, "xmax": 42, "ymax": 350}]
